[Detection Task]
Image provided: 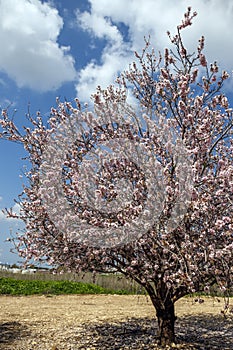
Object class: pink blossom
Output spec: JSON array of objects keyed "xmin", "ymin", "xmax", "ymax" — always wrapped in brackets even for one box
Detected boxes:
[{"xmin": 199, "ymin": 54, "xmax": 207, "ymax": 67}]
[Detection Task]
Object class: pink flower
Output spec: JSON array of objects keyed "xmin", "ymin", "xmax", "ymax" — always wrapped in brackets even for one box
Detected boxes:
[{"xmin": 199, "ymin": 54, "xmax": 207, "ymax": 67}]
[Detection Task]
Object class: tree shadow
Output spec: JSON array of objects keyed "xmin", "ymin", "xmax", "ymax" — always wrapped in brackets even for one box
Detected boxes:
[
  {"xmin": 78, "ymin": 317, "xmax": 158, "ymax": 349},
  {"xmin": 0, "ymin": 321, "xmax": 29, "ymax": 347},
  {"xmin": 176, "ymin": 314, "xmax": 233, "ymax": 349},
  {"xmin": 78, "ymin": 314, "xmax": 233, "ymax": 349}
]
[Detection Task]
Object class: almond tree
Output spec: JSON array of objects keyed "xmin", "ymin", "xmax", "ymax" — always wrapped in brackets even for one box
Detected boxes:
[{"xmin": 1, "ymin": 8, "xmax": 233, "ymax": 346}]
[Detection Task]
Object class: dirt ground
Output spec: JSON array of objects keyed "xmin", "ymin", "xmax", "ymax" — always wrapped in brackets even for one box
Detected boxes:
[{"xmin": 0, "ymin": 294, "xmax": 233, "ymax": 349}]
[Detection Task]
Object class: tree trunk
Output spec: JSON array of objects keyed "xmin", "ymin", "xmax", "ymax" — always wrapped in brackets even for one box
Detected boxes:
[
  {"xmin": 156, "ymin": 302, "xmax": 176, "ymax": 346},
  {"xmin": 145, "ymin": 284, "xmax": 177, "ymax": 346}
]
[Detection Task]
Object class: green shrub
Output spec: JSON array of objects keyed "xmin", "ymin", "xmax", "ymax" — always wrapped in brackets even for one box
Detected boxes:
[{"xmin": 0, "ymin": 277, "xmax": 131, "ymax": 296}]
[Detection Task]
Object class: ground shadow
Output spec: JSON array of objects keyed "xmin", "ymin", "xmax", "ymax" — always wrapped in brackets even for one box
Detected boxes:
[
  {"xmin": 176, "ymin": 314, "xmax": 233, "ymax": 349},
  {"xmin": 77, "ymin": 317, "xmax": 158, "ymax": 349},
  {"xmin": 0, "ymin": 321, "xmax": 29, "ymax": 348},
  {"xmin": 77, "ymin": 314, "xmax": 233, "ymax": 349}
]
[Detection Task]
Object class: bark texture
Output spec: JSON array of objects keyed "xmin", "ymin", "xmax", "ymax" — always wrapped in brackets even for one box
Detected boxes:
[{"xmin": 156, "ymin": 302, "xmax": 176, "ymax": 346}]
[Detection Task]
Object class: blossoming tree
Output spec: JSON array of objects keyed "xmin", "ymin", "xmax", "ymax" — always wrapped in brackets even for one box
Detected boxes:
[{"xmin": 1, "ymin": 8, "xmax": 233, "ymax": 346}]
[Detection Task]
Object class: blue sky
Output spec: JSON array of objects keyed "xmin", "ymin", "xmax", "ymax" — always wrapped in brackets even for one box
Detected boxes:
[{"xmin": 1, "ymin": 0, "xmax": 233, "ymax": 265}]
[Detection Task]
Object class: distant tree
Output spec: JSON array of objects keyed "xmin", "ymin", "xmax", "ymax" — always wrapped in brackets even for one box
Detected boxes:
[{"xmin": 1, "ymin": 8, "xmax": 233, "ymax": 346}]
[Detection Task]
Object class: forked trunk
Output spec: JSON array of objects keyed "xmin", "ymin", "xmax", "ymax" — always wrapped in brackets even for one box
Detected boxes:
[{"xmin": 156, "ymin": 302, "xmax": 176, "ymax": 346}]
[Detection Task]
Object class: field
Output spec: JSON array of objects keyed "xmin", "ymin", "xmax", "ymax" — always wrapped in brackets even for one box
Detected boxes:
[
  {"xmin": 0, "ymin": 272, "xmax": 233, "ymax": 349},
  {"xmin": 1, "ymin": 294, "xmax": 233, "ymax": 350},
  {"xmin": 0, "ymin": 270, "xmax": 142, "ymax": 294},
  {"xmin": 0, "ymin": 277, "xmax": 130, "ymax": 296}
]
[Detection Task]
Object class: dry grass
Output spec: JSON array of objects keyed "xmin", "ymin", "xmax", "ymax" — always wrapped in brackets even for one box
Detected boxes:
[{"xmin": 0, "ymin": 294, "xmax": 233, "ymax": 349}]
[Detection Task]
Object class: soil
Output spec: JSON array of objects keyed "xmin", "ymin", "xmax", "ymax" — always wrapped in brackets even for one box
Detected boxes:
[{"xmin": 0, "ymin": 294, "xmax": 233, "ymax": 349}]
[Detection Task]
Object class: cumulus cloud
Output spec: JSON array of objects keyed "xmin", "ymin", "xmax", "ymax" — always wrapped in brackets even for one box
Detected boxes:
[
  {"xmin": 0, "ymin": 203, "xmax": 21, "ymax": 223},
  {"xmin": 75, "ymin": 0, "xmax": 233, "ymax": 100},
  {"xmin": 0, "ymin": 0, "xmax": 76, "ymax": 91},
  {"xmin": 76, "ymin": 9, "xmax": 123, "ymax": 44},
  {"xmin": 75, "ymin": 6, "xmax": 132, "ymax": 101},
  {"xmin": 76, "ymin": 44, "xmax": 132, "ymax": 101}
]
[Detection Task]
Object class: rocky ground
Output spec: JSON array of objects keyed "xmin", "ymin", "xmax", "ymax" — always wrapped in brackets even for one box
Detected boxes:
[{"xmin": 0, "ymin": 294, "xmax": 233, "ymax": 349}]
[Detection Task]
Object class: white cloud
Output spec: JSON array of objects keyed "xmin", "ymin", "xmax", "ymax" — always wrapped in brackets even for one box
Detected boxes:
[
  {"xmin": 0, "ymin": 203, "xmax": 21, "ymax": 223},
  {"xmin": 76, "ymin": 10, "xmax": 123, "ymax": 44},
  {"xmin": 75, "ymin": 0, "xmax": 233, "ymax": 101},
  {"xmin": 0, "ymin": 0, "xmax": 76, "ymax": 91},
  {"xmin": 76, "ymin": 44, "xmax": 132, "ymax": 101},
  {"xmin": 75, "ymin": 5, "xmax": 131, "ymax": 101}
]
